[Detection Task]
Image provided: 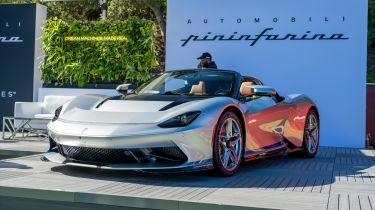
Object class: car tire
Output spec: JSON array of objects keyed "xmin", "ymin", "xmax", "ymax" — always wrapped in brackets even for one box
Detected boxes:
[
  {"xmin": 212, "ymin": 111, "xmax": 244, "ymax": 176},
  {"xmin": 290, "ymin": 109, "xmax": 320, "ymax": 158}
]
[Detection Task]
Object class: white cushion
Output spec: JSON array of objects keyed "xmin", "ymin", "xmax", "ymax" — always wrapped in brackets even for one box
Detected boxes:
[
  {"xmin": 42, "ymin": 95, "xmax": 75, "ymax": 114},
  {"xmin": 13, "ymin": 95, "xmax": 75, "ymax": 130},
  {"xmin": 14, "ymin": 102, "xmax": 43, "ymax": 118}
]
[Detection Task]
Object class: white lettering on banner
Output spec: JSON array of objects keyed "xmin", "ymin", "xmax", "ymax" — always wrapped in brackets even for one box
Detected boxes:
[
  {"xmin": 1, "ymin": 21, "xmax": 22, "ymax": 28},
  {"xmin": 0, "ymin": 37, "xmax": 23, "ymax": 43},
  {"xmin": 0, "ymin": 91, "xmax": 17, "ymax": 98},
  {"xmin": 8, "ymin": 91, "xmax": 16, "ymax": 97},
  {"xmin": 0, "ymin": 21, "xmax": 24, "ymax": 43}
]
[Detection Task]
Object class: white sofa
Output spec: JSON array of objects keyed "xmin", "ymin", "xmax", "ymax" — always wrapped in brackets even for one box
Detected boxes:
[{"xmin": 14, "ymin": 95, "xmax": 75, "ymax": 130}]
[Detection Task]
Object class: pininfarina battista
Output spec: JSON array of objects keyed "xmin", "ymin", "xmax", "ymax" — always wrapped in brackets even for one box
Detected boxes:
[{"xmin": 44, "ymin": 69, "xmax": 319, "ymax": 176}]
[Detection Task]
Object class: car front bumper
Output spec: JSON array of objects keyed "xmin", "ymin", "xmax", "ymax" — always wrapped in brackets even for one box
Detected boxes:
[
  {"xmin": 44, "ymin": 118, "xmax": 216, "ymax": 171},
  {"xmin": 44, "ymin": 151, "xmax": 213, "ymax": 172}
]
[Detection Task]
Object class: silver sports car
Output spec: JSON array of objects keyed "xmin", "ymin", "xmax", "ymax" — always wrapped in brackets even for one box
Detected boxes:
[{"xmin": 44, "ymin": 69, "xmax": 319, "ymax": 176}]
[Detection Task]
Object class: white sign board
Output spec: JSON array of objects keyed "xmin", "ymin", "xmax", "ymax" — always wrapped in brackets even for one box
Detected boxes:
[{"xmin": 166, "ymin": 0, "xmax": 367, "ymax": 148}]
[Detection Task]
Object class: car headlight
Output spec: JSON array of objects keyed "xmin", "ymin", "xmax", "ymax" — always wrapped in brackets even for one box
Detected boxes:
[
  {"xmin": 52, "ymin": 106, "xmax": 63, "ymax": 122},
  {"xmin": 158, "ymin": 111, "xmax": 201, "ymax": 128}
]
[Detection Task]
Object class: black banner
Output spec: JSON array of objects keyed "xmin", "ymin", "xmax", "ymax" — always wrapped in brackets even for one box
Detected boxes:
[{"xmin": 0, "ymin": 4, "xmax": 38, "ymax": 128}]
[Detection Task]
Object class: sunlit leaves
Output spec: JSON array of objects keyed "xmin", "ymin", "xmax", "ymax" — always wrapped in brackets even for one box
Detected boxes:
[{"xmin": 40, "ymin": 18, "xmax": 158, "ymax": 87}]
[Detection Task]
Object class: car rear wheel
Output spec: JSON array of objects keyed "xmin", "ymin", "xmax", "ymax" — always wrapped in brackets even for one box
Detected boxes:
[
  {"xmin": 213, "ymin": 111, "xmax": 244, "ymax": 176},
  {"xmin": 300, "ymin": 109, "xmax": 320, "ymax": 158}
]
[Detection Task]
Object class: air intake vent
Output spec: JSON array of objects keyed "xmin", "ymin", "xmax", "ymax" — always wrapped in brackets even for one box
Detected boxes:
[{"xmin": 56, "ymin": 143, "xmax": 188, "ymax": 165}]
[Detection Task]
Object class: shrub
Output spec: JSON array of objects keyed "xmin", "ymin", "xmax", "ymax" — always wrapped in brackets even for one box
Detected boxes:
[{"xmin": 40, "ymin": 18, "xmax": 158, "ymax": 87}]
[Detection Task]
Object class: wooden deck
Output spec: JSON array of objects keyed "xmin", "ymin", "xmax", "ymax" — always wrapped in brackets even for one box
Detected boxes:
[{"xmin": 0, "ymin": 139, "xmax": 374, "ymax": 210}]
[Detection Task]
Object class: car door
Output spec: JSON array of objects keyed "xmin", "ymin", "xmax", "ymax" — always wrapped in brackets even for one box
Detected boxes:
[{"xmin": 239, "ymin": 93, "xmax": 291, "ymax": 154}]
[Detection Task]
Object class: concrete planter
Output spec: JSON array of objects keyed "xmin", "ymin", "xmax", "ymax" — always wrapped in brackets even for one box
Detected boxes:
[{"xmin": 367, "ymin": 84, "xmax": 375, "ymax": 146}]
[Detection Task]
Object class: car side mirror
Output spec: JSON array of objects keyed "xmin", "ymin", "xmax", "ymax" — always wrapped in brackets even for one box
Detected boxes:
[
  {"xmin": 116, "ymin": 84, "xmax": 132, "ymax": 96},
  {"xmin": 240, "ymin": 83, "xmax": 276, "ymax": 97}
]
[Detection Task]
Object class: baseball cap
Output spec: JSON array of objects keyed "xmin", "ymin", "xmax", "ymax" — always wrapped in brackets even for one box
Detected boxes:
[{"xmin": 197, "ymin": 52, "xmax": 212, "ymax": 60}]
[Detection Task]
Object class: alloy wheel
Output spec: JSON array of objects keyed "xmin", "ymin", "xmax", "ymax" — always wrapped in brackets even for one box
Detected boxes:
[
  {"xmin": 305, "ymin": 112, "xmax": 319, "ymax": 154},
  {"xmin": 218, "ymin": 117, "xmax": 242, "ymax": 171}
]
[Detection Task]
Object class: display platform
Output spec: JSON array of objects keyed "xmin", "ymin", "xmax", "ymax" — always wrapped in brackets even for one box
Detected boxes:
[{"xmin": 0, "ymin": 143, "xmax": 374, "ymax": 210}]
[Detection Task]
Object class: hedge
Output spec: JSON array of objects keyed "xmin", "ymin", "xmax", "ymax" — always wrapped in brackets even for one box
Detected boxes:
[{"xmin": 41, "ymin": 18, "xmax": 158, "ymax": 87}]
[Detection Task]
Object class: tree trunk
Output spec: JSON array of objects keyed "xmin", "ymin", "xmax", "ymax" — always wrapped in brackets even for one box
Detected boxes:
[{"xmin": 141, "ymin": 0, "xmax": 166, "ymax": 41}]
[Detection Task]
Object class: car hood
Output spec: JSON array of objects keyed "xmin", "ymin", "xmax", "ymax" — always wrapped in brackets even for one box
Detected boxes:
[
  {"xmin": 59, "ymin": 95, "xmax": 206, "ymax": 124},
  {"xmin": 57, "ymin": 95, "xmax": 236, "ymax": 124},
  {"xmin": 97, "ymin": 100, "xmax": 172, "ymax": 113},
  {"xmin": 59, "ymin": 100, "xmax": 171, "ymax": 124}
]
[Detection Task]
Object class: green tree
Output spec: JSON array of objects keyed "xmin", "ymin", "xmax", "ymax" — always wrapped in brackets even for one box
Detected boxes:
[
  {"xmin": 43, "ymin": 0, "xmax": 101, "ymax": 21},
  {"xmin": 107, "ymin": 0, "xmax": 166, "ymax": 72},
  {"xmin": 108, "ymin": 0, "xmax": 166, "ymax": 39},
  {"xmin": 1, "ymin": 0, "xmax": 166, "ymax": 40},
  {"xmin": 107, "ymin": 0, "xmax": 153, "ymax": 20},
  {"xmin": 140, "ymin": 0, "xmax": 166, "ymax": 39},
  {"xmin": 0, "ymin": 0, "xmax": 101, "ymax": 21}
]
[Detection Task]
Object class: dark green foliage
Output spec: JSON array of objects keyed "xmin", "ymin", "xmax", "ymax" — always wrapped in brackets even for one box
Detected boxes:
[
  {"xmin": 369, "ymin": 0, "xmax": 375, "ymax": 47},
  {"xmin": 43, "ymin": 0, "xmax": 101, "ymax": 21},
  {"xmin": 0, "ymin": 0, "xmax": 100, "ymax": 21},
  {"xmin": 107, "ymin": 0, "xmax": 166, "ymax": 21},
  {"xmin": 108, "ymin": 0, "xmax": 153, "ymax": 20},
  {"xmin": 41, "ymin": 18, "xmax": 158, "ymax": 87},
  {"xmin": 368, "ymin": 68, "xmax": 375, "ymax": 83}
]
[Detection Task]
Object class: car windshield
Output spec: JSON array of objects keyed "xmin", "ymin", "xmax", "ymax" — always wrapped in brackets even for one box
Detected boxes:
[{"xmin": 138, "ymin": 70, "xmax": 235, "ymax": 96}]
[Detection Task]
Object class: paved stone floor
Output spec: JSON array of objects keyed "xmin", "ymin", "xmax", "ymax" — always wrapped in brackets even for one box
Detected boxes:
[{"xmin": 0, "ymin": 138, "xmax": 374, "ymax": 210}]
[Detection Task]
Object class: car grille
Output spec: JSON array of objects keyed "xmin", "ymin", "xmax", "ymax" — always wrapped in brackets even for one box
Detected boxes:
[{"xmin": 56, "ymin": 143, "xmax": 188, "ymax": 165}]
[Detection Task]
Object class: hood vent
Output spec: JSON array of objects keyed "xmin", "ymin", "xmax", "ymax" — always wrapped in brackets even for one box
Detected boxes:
[{"xmin": 159, "ymin": 97, "xmax": 206, "ymax": 111}]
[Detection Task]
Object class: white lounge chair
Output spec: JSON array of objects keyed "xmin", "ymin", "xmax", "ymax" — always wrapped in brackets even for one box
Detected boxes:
[{"xmin": 13, "ymin": 95, "xmax": 75, "ymax": 131}]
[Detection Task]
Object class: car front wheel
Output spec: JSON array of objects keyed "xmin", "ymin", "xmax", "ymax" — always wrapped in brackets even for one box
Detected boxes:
[{"xmin": 213, "ymin": 111, "xmax": 244, "ymax": 176}]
